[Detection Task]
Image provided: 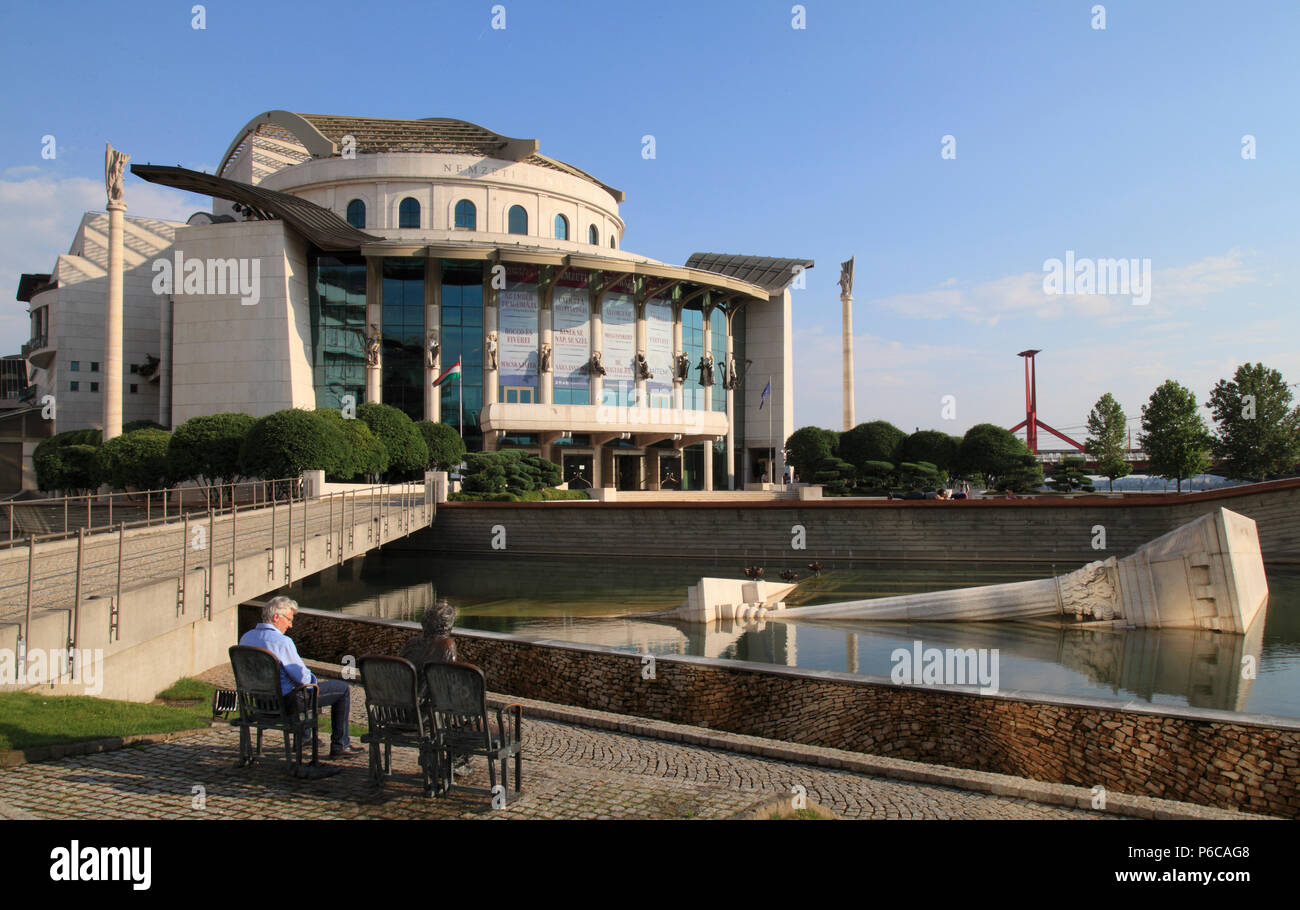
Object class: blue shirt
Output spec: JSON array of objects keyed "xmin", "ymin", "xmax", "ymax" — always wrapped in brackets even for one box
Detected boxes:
[{"xmin": 238, "ymin": 623, "xmax": 316, "ymax": 695}]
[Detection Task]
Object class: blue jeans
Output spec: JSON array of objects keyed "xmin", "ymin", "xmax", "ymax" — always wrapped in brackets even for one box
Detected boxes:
[{"xmin": 314, "ymin": 679, "xmax": 353, "ymax": 748}]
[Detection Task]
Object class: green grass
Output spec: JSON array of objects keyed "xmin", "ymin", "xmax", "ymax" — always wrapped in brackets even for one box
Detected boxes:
[
  {"xmin": 764, "ymin": 808, "xmax": 828, "ymax": 819},
  {"xmin": 0, "ymin": 692, "xmax": 213, "ymax": 750},
  {"xmin": 156, "ymin": 677, "xmax": 214, "ymax": 701}
]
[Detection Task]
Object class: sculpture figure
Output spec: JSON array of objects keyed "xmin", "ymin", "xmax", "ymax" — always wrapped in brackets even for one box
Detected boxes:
[
  {"xmin": 697, "ymin": 352, "xmax": 715, "ymax": 387},
  {"xmin": 486, "ymin": 331, "xmax": 498, "ymax": 371},
  {"xmin": 365, "ymin": 325, "xmax": 381, "ymax": 366},
  {"xmin": 634, "ymin": 352, "xmax": 653, "ymax": 380},
  {"xmin": 104, "ymin": 143, "xmax": 129, "ymax": 205},
  {"xmin": 838, "ymin": 256, "xmax": 854, "ymax": 298},
  {"xmin": 426, "ymin": 329, "xmax": 440, "ymax": 369},
  {"xmin": 723, "ymin": 358, "xmax": 739, "ymax": 390},
  {"xmin": 539, "ymin": 343, "xmax": 552, "ymax": 373},
  {"xmin": 588, "ymin": 350, "xmax": 607, "ymax": 377},
  {"xmin": 673, "ymin": 352, "xmax": 690, "ymax": 383}
]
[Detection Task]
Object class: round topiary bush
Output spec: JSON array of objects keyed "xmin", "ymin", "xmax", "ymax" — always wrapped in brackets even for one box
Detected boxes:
[
  {"xmin": 168, "ymin": 412, "xmax": 255, "ymax": 487},
  {"xmin": 356, "ymin": 403, "xmax": 428, "ymax": 479},
  {"xmin": 99, "ymin": 429, "xmax": 172, "ymax": 491},
  {"xmin": 238, "ymin": 409, "xmax": 348, "ymax": 480},
  {"xmin": 415, "ymin": 420, "xmax": 466, "ymax": 471}
]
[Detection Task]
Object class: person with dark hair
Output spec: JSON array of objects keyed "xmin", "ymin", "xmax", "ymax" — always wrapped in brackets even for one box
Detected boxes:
[{"xmin": 401, "ymin": 600, "xmax": 458, "ymax": 667}]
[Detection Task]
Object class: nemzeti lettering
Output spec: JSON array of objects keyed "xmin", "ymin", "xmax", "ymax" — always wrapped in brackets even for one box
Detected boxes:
[{"xmin": 49, "ymin": 840, "xmax": 151, "ymax": 891}]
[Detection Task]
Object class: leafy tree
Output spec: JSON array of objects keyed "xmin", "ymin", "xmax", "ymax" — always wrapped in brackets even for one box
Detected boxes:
[
  {"xmin": 33, "ymin": 429, "xmax": 103, "ymax": 492},
  {"xmin": 837, "ymin": 421, "xmax": 906, "ymax": 473},
  {"xmin": 1047, "ymin": 457, "xmax": 1095, "ymax": 493},
  {"xmin": 897, "ymin": 430, "xmax": 960, "ymax": 474},
  {"xmin": 784, "ymin": 427, "xmax": 838, "ymax": 481},
  {"xmin": 896, "ymin": 461, "xmax": 941, "ymax": 492},
  {"xmin": 416, "ymin": 420, "xmax": 467, "ymax": 471},
  {"xmin": 1206, "ymin": 363, "xmax": 1300, "ymax": 482},
  {"xmin": 995, "ymin": 454, "xmax": 1045, "ymax": 494},
  {"xmin": 1084, "ymin": 393, "xmax": 1131, "ymax": 491},
  {"xmin": 957, "ymin": 424, "xmax": 1031, "ymax": 487},
  {"xmin": 461, "ymin": 452, "xmax": 508, "ymax": 494},
  {"xmin": 356, "ymin": 402, "xmax": 428, "ymax": 479},
  {"xmin": 315, "ymin": 409, "xmax": 388, "ymax": 481},
  {"xmin": 168, "ymin": 413, "xmax": 255, "ymax": 492},
  {"xmin": 1139, "ymin": 380, "xmax": 1212, "ymax": 493},
  {"xmin": 123, "ymin": 419, "xmax": 168, "ymax": 433},
  {"xmin": 99, "ymin": 429, "xmax": 172, "ymax": 491},
  {"xmin": 813, "ymin": 456, "xmax": 855, "ymax": 496},
  {"xmin": 238, "ymin": 409, "xmax": 349, "ymax": 480}
]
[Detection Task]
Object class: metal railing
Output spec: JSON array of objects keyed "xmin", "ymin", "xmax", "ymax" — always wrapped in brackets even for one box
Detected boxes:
[{"xmin": 2, "ymin": 477, "xmax": 432, "ymax": 662}]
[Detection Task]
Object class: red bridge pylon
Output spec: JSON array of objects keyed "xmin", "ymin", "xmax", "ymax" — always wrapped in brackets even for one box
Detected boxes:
[{"xmin": 1008, "ymin": 349, "xmax": 1084, "ymax": 455}]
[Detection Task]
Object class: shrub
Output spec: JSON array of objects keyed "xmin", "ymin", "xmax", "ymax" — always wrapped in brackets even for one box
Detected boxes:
[
  {"xmin": 315, "ymin": 409, "xmax": 388, "ymax": 481},
  {"xmin": 416, "ymin": 420, "xmax": 466, "ymax": 471},
  {"xmin": 238, "ymin": 409, "xmax": 348, "ymax": 479},
  {"xmin": 34, "ymin": 443, "xmax": 103, "ymax": 494},
  {"xmin": 168, "ymin": 413, "xmax": 255, "ymax": 487},
  {"xmin": 356, "ymin": 403, "xmax": 428, "ymax": 479},
  {"xmin": 99, "ymin": 429, "xmax": 172, "ymax": 491}
]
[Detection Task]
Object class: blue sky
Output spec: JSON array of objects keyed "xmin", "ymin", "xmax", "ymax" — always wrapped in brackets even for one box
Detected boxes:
[{"xmin": 2, "ymin": 0, "xmax": 1297, "ymax": 442}]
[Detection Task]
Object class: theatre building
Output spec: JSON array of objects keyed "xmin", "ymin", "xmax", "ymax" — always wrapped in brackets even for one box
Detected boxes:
[{"xmin": 18, "ymin": 111, "xmax": 809, "ymax": 491}]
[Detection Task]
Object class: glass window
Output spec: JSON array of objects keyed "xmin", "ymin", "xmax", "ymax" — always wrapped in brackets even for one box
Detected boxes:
[
  {"xmin": 610, "ymin": 236, "xmax": 616, "ymax": 249},
  {"xmin": 398, "ymin": 197, "xmax": 420, "ymax": 229},
  {"xmin": 70, "ymin": 361, "xmax": 79, "ymax": 371},
  {"xmin": 129, "ymin": 384, "xmax": 138, "ymax": 394},
  {"xmin": 454, "ymin": 200, "xmax": 476, "ymax": 230},
  {"xmin": 129, "ymin": 364, "xmax": 138, "ymax": 374},
  {"xmin": 70, "ymin": 381, "xmax": 78, "ymax": 391},
  {"xmin": 588, "ymin": 225, "xmax": 599, "ymax": 245},
  {"xmin": 346, "ymin": 199, "xmax": 366, "ymax": 229},
  {"xmin": 554, "ymin": 214, "xmax": 569, "ymax": 241},
  {"xmin": 507, "ymin": 205, "xmax": 528, "ymax": 235},
  {"xmin": 309, "ymin": 253, "xmax": 368, "ymax": 411},
  {"xmin": 90, "ymin": 382, "xmax": 99, "ymax": 392},
  {"xmin": 91, "ymin": 361, "xmax": 99, "ymax": 372}
]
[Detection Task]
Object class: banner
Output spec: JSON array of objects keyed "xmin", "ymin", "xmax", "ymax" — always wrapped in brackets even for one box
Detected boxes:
[
  {"xmin": 602, "ymin": 294, "xmax": 635, "ymax": 392},
  {"xmin": 553, "ymin": 289, "xmax": 589, "ymax": 392},
  {"xmin": 498, "ymin": 277, "xmax": 538, "ymax": 392},
  {"xmin": 646, "ymin": 298, "xmax": 673, "ymax": 404}
]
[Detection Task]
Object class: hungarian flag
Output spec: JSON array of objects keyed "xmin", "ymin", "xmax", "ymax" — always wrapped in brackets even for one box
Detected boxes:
[{"xmin": 433, "ymin": 358, "xmax": 462, "ymax": 388}]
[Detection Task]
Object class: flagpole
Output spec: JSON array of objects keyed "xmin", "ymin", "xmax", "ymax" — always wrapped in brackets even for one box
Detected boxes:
[
  {"xmin": 458, "ymin": 370, "xmax": 463, "ymax": 439},
  {"xmin": 768, "ymin": 374, "xmax": 773, "ymax": 485}
]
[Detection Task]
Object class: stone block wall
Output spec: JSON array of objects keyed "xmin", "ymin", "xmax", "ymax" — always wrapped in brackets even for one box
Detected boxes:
[{"xmin": 264, "ymin": 606, "xmax": 1300, "ymax": 818}]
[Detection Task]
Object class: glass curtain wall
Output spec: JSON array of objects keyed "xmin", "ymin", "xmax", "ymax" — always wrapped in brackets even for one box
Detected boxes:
[
  {"xmin": 381, "ymin": 258, "xmax": 425, "ymax": 420},
  {"xmin": 310, "ymin": 253, "xmax": 367, "ymax": 410},
  {"xmin": 440, "ymin": 261, "xmax": 484, "ymax": 449}
]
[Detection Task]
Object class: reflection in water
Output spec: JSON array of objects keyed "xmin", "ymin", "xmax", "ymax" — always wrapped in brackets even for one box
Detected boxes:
[{"xmin": 281, "ymin": 552, "xmax": 1300, "ymax": 720}]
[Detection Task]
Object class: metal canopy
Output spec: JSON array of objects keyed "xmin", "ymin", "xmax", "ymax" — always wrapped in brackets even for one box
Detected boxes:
[
  {"xmin": 685, "ymin": 253, "xmax": 814, "ymax": 294},
  {"xmin": 130, "ymin": 164, "xmax": 381, "ymax": 252}
]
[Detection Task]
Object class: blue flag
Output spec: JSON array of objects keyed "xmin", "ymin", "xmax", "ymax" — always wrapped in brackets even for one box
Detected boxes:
[{"xmin": 759, "ymin": 380, "xmax": 771, "ymax": 409}]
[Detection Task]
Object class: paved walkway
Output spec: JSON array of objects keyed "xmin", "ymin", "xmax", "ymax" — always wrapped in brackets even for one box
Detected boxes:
[{"xmin": 0, "ymin": 664, "xmax": 1155, "ymax": 821}]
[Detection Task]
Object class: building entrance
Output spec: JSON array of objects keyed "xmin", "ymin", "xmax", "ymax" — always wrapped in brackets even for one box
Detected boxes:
[
  {"xmin": 616, "ymin": 454, "xmax": 642, "ymax": 491},
  {"xmin": 562, "ymin": 453, "xmax": 593, "ymax": 490}
]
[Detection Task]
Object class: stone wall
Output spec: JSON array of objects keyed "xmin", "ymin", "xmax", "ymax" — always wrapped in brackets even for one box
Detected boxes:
[
  {"xmin": 409, "ymin": 478, "xmax": 1300, "ymax": 567},
  {"xmin": 268, "ymin": 606, "xmax": 1300, "ymax": 818}
]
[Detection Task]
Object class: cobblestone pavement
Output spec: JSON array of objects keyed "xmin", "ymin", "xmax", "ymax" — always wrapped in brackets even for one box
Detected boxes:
[{"xmin": 0, "ymin": 669, "xmax": 1121, "ymax": 821}]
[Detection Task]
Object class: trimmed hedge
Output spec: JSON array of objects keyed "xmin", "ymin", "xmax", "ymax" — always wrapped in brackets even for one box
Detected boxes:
[
  {"xmin": 356, "ymin": 403, "xmax": 428, "ymax": 479},
  {"xmin": 238, "ymin": 409, "xmax": 349, "ymax": 479},
  {"xmin": 99, "ymin": 429, "xmax": 172, "ymax": 491}
]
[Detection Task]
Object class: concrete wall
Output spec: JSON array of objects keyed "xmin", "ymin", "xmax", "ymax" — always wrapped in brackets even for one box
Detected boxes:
[
  {"xmin": 279, "ymin": 608, "xmax": 1300, "ymax": 818},
  {"xmin": 414, "ymin": 479, "xmax": 1300, "ymax": 566}
]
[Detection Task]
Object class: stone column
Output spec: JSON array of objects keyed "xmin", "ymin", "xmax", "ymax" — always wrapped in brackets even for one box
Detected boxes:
[
  {"xmin": 104, "ymin": 199, "xmax": 126, "ymax": 440},
  {"xmin": 634, "ymin": 299, "xmax": 647, "ymax": 406},
  {"xmin": 158, "ymin": 296, "xmax": 172, "ymax": 428},
  {"xmin": 646, "ymin": 447, "xmax": 660, "ymax": 491},
  {"xmin": 671, "ymin": 302, "xmax": 684, "ymax": 411},
  {"xmin": 590, "ymin": 290, "xmax": 604, "ymax": 406},
  {"xmin": 482, "ymin": 262, "xmax": 499, "ymax": 412},
  {"xmin": 702, "ymin": 440, "xmax": 714, "ymax": 492},
  {"xmin": 840, "ymin": 257, "xmax": 855, "ymax": 432},
  {"xmin": 725, "ymin": 310, "xmax": 735, "ymax": 491},
  {"xmin": 539, "ymin": 277, "xmax": 554, "ymax": 405},
  {"xmin": 365, "ymin": 257, "xmax": 382, "ymax": 404},
  {"xmin": 424, "ymin": 258, "xmax": 441, "ymax": 422}
]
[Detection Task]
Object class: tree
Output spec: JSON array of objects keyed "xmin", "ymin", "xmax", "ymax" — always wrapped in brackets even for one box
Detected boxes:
[
  {"xmin": 1207, "ymin": 363, "xmax": 1300, "ymax": 482},
  {"xmin": 1084, "ymin": 393, "xmax": 1132, "ymax": 491},
  {"xmin": 315, "ymin": 409, "xmax": 388, "ymax": 481},
  {"xmin": 356, "ymin": 402, "xmax": 428, "ymax": 479},
  {"xmin": 838, "ymin": 421, "xmax": 906, "ymax": 473},
  {"xmin": 1046, "ymin": 457, "xmax": 1095, "ymax": 493},
  {"xmin": 33, "ymin": 429, "xmax": 102, "ymax": 493},
  {"xmin": 238, "ymin": 409, "xmax": 349, "ymax": 480},
  {"xmin": 784, "ymin": 426, "xmax": 838, "ymax": 481},
  {"xmin": 168, "ymin": 413, "xmax": 255, "ymax": 493},
  {"xmin": 812, "ymin": 456, "xmax": 855, "ymax": 496},
  {"xmin": 416, "ymin": 420, "xmax": 467, "ymax": 471},
  {"xmin": 957, "ymin": 424, "xmax": 1031, "ymax": 488},
  {"xmin": 897, "ymin": 430, "xmax": 961, "ymax": 475},
  {"xmin": 996, "ymin": 454, "xmax": 1045, "ymax": 493},
  {"xmin": 99, "ymin": 429, "xmax": 172, "ymax": 491},
  {"xmin": 1139, "ymin": 380, "xmax": 1212, "ymax": 493}
]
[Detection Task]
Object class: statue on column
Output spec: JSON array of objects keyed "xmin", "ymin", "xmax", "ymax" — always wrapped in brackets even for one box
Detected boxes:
[
  {"xmin": 634, "ymin": 352, "xmax": 652, "ymax": 380},
  {"xmin": 838, "ymin": 256, "xmax": 855, "ymax": 298},
  {"xmin": 105, "ymin": 143, "xmax": 129, "ymax": 205},
  {"xmin": 539, "ymin": 343, "xmax": 552, "ymax": 373},
  {"xmin": 365, "ymin": 324, "xmax": 382, "ymax": 366},
  {"xmin": 587, "ymin": 350, "xmax": 607, "ymax": 377},
  {"xmin": 426, "ymin": 329, "xmax": 440, "ymax": 369},
  {"xmin": 673, "ymin": 352, "xmax": 690, "ymax": 383},
  {"xmin": 697, "ymin": 352, "xmax": 715, "ymax": 387},
  {"xmin": 722, "ymin": 358, "xmax": 739, "ymax": 390},
  {"xmin": 486, "ymin": 330, "xmax": 498, "ymax": 371}
]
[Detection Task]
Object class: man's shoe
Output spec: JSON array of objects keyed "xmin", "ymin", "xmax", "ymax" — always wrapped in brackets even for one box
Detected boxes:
[{"xmin": 330, "ymin": 743, "xmax": 365, "ymax": 759}]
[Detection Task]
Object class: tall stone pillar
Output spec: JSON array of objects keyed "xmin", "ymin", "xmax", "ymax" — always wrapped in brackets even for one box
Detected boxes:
[
  {"xmin": 539, "ymin": 278, "xmax": 554, "ymax": 405},
  {"xmin": 671, "ymin": 303, "xmax": 684, "ymax": 411},
  {"xmin": 840, "ymin": 257, "xmax": 855, "ymax": 432},
  {"xmin": 590, "ymin": 292, "xmax": 604, "ymax": 406},
  {"xmin": 158, "ymin": 296, "xmax": 172, "ymax": 428},
  {"xmin": 725, "ymin": 318, "xmax": 736, "ymax": 491},
  {"xmin": 634, "ymin": 299, "xmax": 647, "ymax": 406},
  {"xmin": 702, "ymin": 440, "xmax": 714, "ymax": 492},
  {"xmin": 365, "ymin": 257, "xmax": 382, "ymax": 404},
  {"xmin": 103, "ymin": 143, "xmax": 129, "ymax": 441},
  {"xmin": 482, "ymin": 262, "xmax": 499, "ymax": 413},
  {"xmin": 424, "ymin": 258, "xmax": 441, "ymax": 422},
  {"xmin": 646, "ymin": 448, "xmax": 661, "ymax": 491}
]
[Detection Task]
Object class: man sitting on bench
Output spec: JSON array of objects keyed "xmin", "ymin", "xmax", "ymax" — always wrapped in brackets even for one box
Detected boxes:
[{"xmin": 239, "ymin": 596, "xmax": 363, "ymax": 759}]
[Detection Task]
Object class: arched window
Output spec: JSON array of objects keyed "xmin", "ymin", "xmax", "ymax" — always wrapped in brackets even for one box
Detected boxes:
[
  {"xmin": 507, "ymin": 205, "xmax": 528, "ymax": 235},
  {"xmin": 454, "ymin": 199, "xmax": 477, "ymax": 230},
  {"xmin": 346, "ymin": 199, "xmax": 366, "ymax": 229},
  {"xmin": 610, "ymin": 235, "xmax": 616, "ymax": 249},
  {"xmin": 588, "ymin": 225, "xmax": 599, "ymax": 245},
  {"xmin": 554, "ymin": 214, "xmax": 569, "ymax": 241},
  {"xmin": 398, "ymin": 197, "xmax": 420, "ymax": 229}
]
